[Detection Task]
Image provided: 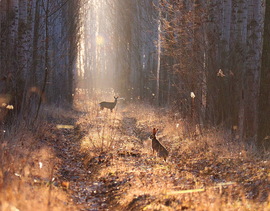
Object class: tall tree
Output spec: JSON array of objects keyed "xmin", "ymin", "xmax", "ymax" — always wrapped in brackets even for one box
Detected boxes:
[
  {"xmin": 239, "ymin": 0, "xmax": 264, "ymax": 145},
  {"xmin": 258, "ymin": 0, "xmax": 270, "ymax": 149},
  {"xmin": 0, "ymin": 0, "xmax": 82, "ymax": 123}
]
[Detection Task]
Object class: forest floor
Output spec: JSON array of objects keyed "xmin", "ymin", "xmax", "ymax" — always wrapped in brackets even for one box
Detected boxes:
[{"xmin": 0, "ymin": 95, "xmax": 270, "ymax": 211}]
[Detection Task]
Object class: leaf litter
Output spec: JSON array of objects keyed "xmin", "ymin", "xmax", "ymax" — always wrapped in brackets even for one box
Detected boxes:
[
  {"xmin": 0, "ymin": 102, "xmax": 269, "ymax": 211},
  {"xmin": 46, "ymin": 101, "xmax": 268, "ymax": 210}
]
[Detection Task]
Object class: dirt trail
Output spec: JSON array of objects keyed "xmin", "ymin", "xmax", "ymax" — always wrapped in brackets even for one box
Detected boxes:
[
  {"xmin": 48, "ymin": 103, "xmax": 269, "ymax": 211},
  {"xmin": 1, "ymin": 103, "xmax": 269, "ymax": 211},
  {"xmin": 50, "ymin": 106, "xmax": 178, "ymax": 210}
]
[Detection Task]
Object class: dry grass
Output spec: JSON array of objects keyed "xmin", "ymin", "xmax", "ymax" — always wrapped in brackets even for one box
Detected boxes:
[
  {"xmin": 0, "ymin": 95, "xmax": 269, "ymax": 211},
  {"xmin": 76, "ymin": 100, "xmax": 270, "ymax": 210},
  {"xmin": 0, "ymin": 109, "xmax": 77, "ymax": 211}
]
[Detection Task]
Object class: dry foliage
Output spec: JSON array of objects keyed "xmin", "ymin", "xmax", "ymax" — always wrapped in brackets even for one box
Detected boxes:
[
  {"xmin": 0, "ymin": 121, "xmax": 77, "ymax": 211},
  {"xmin": 0, "ymin": 97, "xmax": 269, "ymax": 211}
]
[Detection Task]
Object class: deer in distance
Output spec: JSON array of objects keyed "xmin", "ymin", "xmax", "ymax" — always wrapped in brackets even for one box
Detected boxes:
[
  {"xmin": 99, "ymin": 96, "xmax": 118, "ymax": 112},
  {"xmin": 150, "ymin": 128, "xmax": 169, "ymax": 161}
]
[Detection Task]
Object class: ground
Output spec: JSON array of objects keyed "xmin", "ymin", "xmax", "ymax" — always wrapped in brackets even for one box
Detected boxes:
[{"xmin": 0, "ymin": 96, "xmax": 269, "ymax": 211}]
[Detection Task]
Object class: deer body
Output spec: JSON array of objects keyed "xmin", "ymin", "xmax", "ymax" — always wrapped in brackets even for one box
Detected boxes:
[
  {"xmin": 99, "ymin": 96, "xmax": 118, "ymax": 112},
  {"xmin": 150, "ymin": 128, "xmax": 169, "ymax": 161}
]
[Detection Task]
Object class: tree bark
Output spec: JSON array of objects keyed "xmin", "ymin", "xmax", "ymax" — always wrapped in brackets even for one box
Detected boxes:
[
  {"xmin": 258, "ymin": 0, "xmax": 270, "ymax": 150},
  {"xmin": 240, "ymin": 0, "xmax": 264, "ymax": 145}
]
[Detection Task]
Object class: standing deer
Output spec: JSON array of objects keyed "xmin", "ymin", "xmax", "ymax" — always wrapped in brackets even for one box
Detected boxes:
[
  {"xmin": 99, "ymin": 96, "xmax": 118, "ymax": 112},
  {"xmin": 150, "ymin": 128, "xmax": 169, "ymax": 161}
]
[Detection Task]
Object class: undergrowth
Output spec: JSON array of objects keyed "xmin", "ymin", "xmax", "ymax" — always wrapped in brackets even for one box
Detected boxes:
[
  {"xmin": 0, "ymin": 93, "xmax": 269, "ymax": 211},
  {"xmin": 0, "ymin": 106, "xmax": 78, "ymax": 211},
  {"xmin": 72, "ymin": 96, "xmax": 270, "ymax": 210}
]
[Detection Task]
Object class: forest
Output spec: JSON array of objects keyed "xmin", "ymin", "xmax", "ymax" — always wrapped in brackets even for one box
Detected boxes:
[{"xmin": 0, "ymin": 0, "xmax": 269, "ymax": 210}]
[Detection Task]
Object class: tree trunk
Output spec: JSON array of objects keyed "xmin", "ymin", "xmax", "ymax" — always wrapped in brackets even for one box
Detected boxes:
[
  {"xmin": 258, "ymin": 0, "xmax": 270, "ymax": 150},
  {"xmin": 156, "ymin": 0, "xmax": 161, "ymax": 105},
  {"xmin": 240, "ymin": 0, "xmax": 264, "ymax": 146}
]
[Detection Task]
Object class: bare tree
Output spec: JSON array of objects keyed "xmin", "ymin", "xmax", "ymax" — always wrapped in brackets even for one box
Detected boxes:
[{"xmin": 0, "ymin": 0, "xmax": 82, "ymax": 124}]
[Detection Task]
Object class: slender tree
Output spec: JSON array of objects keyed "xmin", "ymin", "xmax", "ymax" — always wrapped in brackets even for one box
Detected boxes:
[{"xmin": 258, "ymin": 0, "xmax": 270, "ymax": 149}]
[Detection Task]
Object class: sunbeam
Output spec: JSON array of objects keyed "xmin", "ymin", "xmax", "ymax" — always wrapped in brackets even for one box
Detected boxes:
[{"xmin": 76, "ymin": 0, "xmax": 117, "ymax": 99}]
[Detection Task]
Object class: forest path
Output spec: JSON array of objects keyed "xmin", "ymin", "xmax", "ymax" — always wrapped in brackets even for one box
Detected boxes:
[
  {"xmin": 0, "ymin": 104, "xmax": 269, "ymax": 210},
  {"xmin": 49, "ymin": 102, "xmax": 269, "ymax": 211},
  {"xmin": 51, "ymin": 103, "xmax": 187, "ymax": 210}
]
